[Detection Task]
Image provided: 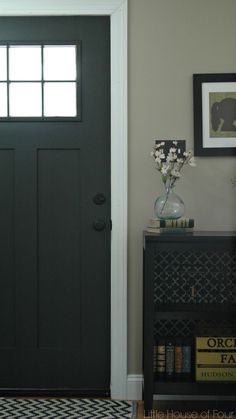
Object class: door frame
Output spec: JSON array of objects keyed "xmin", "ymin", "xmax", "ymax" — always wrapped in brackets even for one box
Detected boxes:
[{"xmin": 0, "ymin": 0, "xmax": 128, "ymax": 399}]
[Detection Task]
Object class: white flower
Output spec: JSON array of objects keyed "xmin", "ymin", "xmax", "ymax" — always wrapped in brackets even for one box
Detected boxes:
[
  {"xmin": 167, "ymin": 152, "xmax": 177, "ymax": 161},
  {"xmin": 173, "ymin": 140, "xmax": 178, "ymax": 145},
  {"xmin": 155, "ymin": 141, "xmax": 165, "ymax": 149},
  {"xmin": 161, "ymin": 165, "xmax": 169, "ymax": 175},
  {"xmin": 169, "ymin": 147, "xmax": 176, "ymax": 153},
  {"xmin": 188, "ymin": 157, "xmax": 196, "ymax": 167},
  {"xmin": 171, "ymin": 169, "xmax": 181, "ymax": 178},
  {"xmin": 155, "ymin": 149, "xmax": 165, "ymax": 160}
]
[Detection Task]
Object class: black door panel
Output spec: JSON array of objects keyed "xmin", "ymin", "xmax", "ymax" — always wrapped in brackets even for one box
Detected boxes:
[{"xmin": 0, "ymin": 16, "xmax": 110, "ymax": 394}]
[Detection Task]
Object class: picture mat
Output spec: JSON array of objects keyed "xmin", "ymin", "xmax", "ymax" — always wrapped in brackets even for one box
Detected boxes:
[{"xmin": 202, "ymin": 82, "xmax": 236, "ymax": 148}]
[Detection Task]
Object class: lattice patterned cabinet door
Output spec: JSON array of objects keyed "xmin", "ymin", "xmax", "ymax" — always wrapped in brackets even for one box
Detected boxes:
[{"xmin": 153, "ymin": 249, "xmax": 235, "ymax": 306}]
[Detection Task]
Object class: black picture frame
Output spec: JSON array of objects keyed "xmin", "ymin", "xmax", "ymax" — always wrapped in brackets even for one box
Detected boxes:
[{"xmin": 193, "ymin": 73, "xmax": 236, "ymax": 156}]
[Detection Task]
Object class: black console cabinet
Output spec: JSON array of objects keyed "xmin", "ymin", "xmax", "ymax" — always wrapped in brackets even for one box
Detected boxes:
[{"xmin": 143, "ymin": 231, "xmax": 236, "ymax": 413}]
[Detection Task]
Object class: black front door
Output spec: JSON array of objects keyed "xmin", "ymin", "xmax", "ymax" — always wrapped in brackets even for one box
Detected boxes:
[{"xmin": 0, "ymin": 16, "xmax": 110, "ymax": 394}]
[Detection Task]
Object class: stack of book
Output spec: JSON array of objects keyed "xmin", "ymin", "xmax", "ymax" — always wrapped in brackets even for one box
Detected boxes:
[
  {"xmin": 146, "ymin": 217, "xmax": 194, "ymax": 234},
  {"xmin": 153, "ymin": 337, "xmax": 192, "ymax": 381}
]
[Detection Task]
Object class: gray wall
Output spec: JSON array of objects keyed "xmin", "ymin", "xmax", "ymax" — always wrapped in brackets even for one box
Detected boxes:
[{"xmin": 128, "ymin": 0, "xmax": 236, "ymax": 373}]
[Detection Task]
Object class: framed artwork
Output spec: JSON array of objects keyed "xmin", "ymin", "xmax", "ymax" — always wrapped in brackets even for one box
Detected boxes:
[{"xmin": 193, "ymin": 73, "xmax": 236, "ymax": 156}]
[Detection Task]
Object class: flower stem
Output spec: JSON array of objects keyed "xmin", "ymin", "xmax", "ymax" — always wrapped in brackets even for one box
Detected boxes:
[{"xmin": 160, "ymin": 185, "xmax": 170, "ymax": 215}]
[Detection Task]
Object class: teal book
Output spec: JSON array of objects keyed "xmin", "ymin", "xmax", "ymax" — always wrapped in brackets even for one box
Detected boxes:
[{"xmin": 182, "ymin": 338, "xmax": 192, "ymax": 378}]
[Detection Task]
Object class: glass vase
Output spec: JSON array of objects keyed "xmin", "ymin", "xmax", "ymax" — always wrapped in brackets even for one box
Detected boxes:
[{"xmin": 154, "ymin": 185, "xmax": 185, "ymax": 220}]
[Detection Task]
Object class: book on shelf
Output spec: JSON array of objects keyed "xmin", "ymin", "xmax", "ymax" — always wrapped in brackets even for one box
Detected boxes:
[
  {"xmin": 146, "ymin": 227, "xmax": 193, "ymax": 234},
  {"xmin": 174, "ymin": 338, "xmax": 182, "ymax": 377},
  {"xmin": 148, "ymin": 218, "xmax": 194, "ymax": 229},
  {"xmin": 156, "ymin": 338, "xmax": 166, "ymax": 378},
  {"xmin": 182, "ymin": 337, "xmax": 192, "ymax": 379},
  {"xmin": 196, "ymin": 336, "xmax": 236, "ymax": 381},
  {"xmin": 165, "ymin": 338, "xmax": 175, "ymax": 378}
]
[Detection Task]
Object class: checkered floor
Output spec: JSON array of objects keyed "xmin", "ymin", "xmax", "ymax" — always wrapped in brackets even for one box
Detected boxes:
[{"xmin": 0, "ymin": 397, "xmax": 137, "ymax": 418}]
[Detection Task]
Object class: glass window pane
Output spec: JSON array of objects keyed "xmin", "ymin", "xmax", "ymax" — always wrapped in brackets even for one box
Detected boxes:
[
  {"xmin": 0, "ymin": 83, "xmax": 8, "ymax": 116},
  {"xmin": 0, "ymin": 47, "xmax": 7, "ymax": 80},
  {"xmin": 9, "ymin": 46, "xmax": 42, "ymax": 81},
  {"xmin": 9, "ymin": 83, "xmax": 42, "ymax": 117},
  {"xmin": 44, "ymin": 46, "xmax": 76, "ymax": 81},
  {"xmin": 44, "ymin": 82, "xmax": 76, "ymax": 117}
]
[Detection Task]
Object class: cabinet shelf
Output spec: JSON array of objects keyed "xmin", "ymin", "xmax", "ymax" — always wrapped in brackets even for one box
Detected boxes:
[
  {"xmin": 156, "ymin": 304, "xmax": 236, "ymax": 313},
  {"xmin": 153, "ymin": 381, "xmax": 236, "ymax": 396},
  {"xmin": 155, "ymin": 310, "xmax": 236, "ymax": 321}
]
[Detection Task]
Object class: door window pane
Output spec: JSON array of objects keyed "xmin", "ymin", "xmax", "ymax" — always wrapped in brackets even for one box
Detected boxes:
[
  {"xmin": 44, "ymin": 82, "xmax": 76, "ymax": 117},
  {"xmin": 0, "ymin": 47, "xmax": 7, "ymax": 80},
  {"xmin": 0, "ymin": 84, "xmax": 7, "ymax": 116},
  {"xmin": 43, "ymin": 46, "xmax": 76, "ymax": 81},
  {"xmin": 0, "ymin": 43, "xmax": 79, "ymax": 119},
  {"xmin": 9, "ymin": 83, "xmax": 42, "ymax": 117},
  {"xmin": 9, "ymin": 46, "xmax": 42, "ymax": 81}
]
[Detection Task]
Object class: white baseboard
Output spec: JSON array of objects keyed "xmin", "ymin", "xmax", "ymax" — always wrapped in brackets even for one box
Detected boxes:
[{"xmin": 126, "ymin": 374, "xmax": 143, "ymax": 400}]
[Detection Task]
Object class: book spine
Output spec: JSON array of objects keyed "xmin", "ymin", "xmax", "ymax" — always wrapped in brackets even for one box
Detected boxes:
[
  {"xmin": 166, "ymin": 339, "xmax": 175, "ymax": 378},
  {"xmin": 175, "ymin": 339, "xmax": 182, "ymax": 377},
  {"xmin": 146, "ymin": 227, "xmax": 193, "ymax": 234},
  {"xmin": 182, "ymin": 339, "xmax": 192, "ymax": 377},
  {"xmin": 160, "ymin": 219, "xmax": 194, "ymax": 228},
  {"xmin": 159, "ymin": 227, "xmax": 193, "ymax": 234},
  {"xmin": 153, "ymin": 344, "xmax": 157, "ymax": 373},
  {"xmin": 156, "ymin": 338, "xmax": 166, "ymax": 378}
]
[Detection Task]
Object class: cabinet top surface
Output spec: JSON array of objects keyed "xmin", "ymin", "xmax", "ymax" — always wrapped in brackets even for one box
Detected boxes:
[{"xmin": 144, "ymin": 230, "xmax": 236, "ymax": 242}]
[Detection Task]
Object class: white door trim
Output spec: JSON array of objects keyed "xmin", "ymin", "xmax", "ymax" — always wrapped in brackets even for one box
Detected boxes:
[{"xmin": 0, "ymin": 0, "xmax": 128, "ymax": 400}]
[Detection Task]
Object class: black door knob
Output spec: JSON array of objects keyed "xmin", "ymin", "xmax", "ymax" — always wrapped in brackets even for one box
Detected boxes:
[
  {"xmin": 93, "ymin": 219, "xmax": 106, "ymax": 231},
  {"xmin": 93, "ymin": 193, "xmax": 106, "ymax": 205}
]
